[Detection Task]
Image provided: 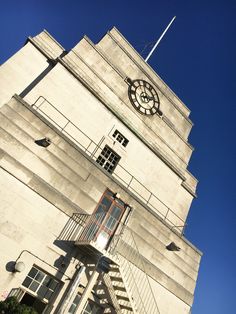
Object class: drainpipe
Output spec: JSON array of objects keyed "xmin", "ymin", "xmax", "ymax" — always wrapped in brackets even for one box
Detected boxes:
[{"xmin": 57, "ymin": 264, "xmax": 85, "ymax": 314}]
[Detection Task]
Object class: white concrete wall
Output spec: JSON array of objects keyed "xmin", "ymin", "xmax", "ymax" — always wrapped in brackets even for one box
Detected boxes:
[
  {"xmin": 23, "ymin": 63, "xmax": 194, "ymax": 223},
  {"xmin": 149, "ymin": 276, "xmax": 191, "ymax": 314},
  {"xmin": 0, "ymin": 168, "xmax": 79, "ymax": 312},
  {"xmin": 0, "ymin": 42, "xmax": 48, "ymax": 107}
]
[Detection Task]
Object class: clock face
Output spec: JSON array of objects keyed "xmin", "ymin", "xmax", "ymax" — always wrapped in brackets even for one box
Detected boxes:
[{"xmin": 128, "ymin": 79, "xmax": 162, "ymax": 115}]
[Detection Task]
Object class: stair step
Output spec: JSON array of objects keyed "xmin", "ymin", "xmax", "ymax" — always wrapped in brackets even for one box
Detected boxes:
[
  {"xmin": 113, "ymin": 286, "xmax": 126, "ymax": 292},
  {"xmin": 109, "ymin": 266, "xmax": 120, "ymax": 272},
  {"xmin": 120, "ymin": 304, "xmax": 133, "ymax": 311},
  {"xmin": 110, "ymin": 276, "xmax": 123, "ymax": 282},
  {"xmin": 116, "ymin": 295, "xmax": 130, "ymax": 302}
]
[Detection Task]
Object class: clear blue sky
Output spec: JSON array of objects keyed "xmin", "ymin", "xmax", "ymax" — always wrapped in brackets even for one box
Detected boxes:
[{"xmin": 0, "ymin": 1, "xmax": 235, "ymax": 313}]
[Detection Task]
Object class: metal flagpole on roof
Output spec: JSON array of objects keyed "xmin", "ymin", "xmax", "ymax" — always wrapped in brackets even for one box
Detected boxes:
[{"xmin": 145, "ymin": 16, "xmax": 176, "ymax": 62}]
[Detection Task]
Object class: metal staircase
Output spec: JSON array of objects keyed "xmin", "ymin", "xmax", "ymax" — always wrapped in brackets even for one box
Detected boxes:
[
  {"xmin": 108, "ymin": 227, "xmax": 160, "ymax": 314},
  {"xmin": 103, "ymin": 263, "xmax": 138, "ymax": 314},
  {"xmin": 60, "ymin": 213, "xmax": 160, "ymax": 314}
]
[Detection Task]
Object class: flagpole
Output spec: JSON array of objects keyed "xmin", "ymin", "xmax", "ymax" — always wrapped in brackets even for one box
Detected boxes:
[{"xmin": 145, "ymin": 16, "xmax": 176, "ymax": 62}]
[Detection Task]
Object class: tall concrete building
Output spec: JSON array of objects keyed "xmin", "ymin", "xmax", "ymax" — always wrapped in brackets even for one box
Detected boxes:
[{"xmin": 0, "ymin": 28, "xmax": 202, "ymax": 314}]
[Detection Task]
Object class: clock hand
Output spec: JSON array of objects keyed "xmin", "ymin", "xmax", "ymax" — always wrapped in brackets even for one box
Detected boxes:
[
  {"xmin": 139, "ymin": 92, "xmax": 154, "ymax": 102},
  {"xmin": 140, "ymin": 93, "xmax": 148, "ymax": 102},
  {"xmin": 143, "ymin": 86, "xmax": 154, "ymax": 101}
]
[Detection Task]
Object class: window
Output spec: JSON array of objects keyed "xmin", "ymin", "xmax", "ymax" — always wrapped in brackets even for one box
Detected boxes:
[
  {"xmin": 96, "ymin": 145, "xmax": 120, "ymax": 173},
  {"xmin": 79, "ymin": 190, "xmax": 125, "ymax": 249},
  {"xmin": 112, "ymin": 130, "xmax": 129, "ymax": 147},
  {"xmin": 93, "ymin": 190, "xmax": 125, "ymax": 249},
  {"xmin": 22, "ymin": 266, "xmax": 60, "ymax": 302},
  {"xmin": 68, "ymin": 294, "xmax": 103, "ymax": 314}
]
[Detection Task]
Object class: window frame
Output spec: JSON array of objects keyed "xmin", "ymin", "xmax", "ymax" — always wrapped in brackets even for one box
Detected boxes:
[
  {"xmin": 21, "ymin": 266, "xmax": 61, "ymax": 303},
  {"xmin": 92, "ymin": 190, "xmax": 125, "ymax": 248},
  {"xmin": 96, "ymin": 145, "xmax": 120, "ymax": 174},
  {"xmin": 112, "ymin": 129, "xmax": 129, "ymax": 147}
]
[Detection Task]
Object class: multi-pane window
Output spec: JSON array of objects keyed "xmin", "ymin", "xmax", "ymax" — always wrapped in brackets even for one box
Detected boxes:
[
  {"xmin": 68, "ymin": 294, "xmax": 103, "ymax": 314},
  {"xmin": 79, "ymin": 190, "xmax": 125, "ymax": 249},
  {"xmin": 96, "ymin": 145, "xmax": 120, "ymax": 173},
  {"xmin": 112, "ymin": 130, "xmax": 129, "ymax": 147},
  {"xmin": 22, "ymin": 266, "xmax": 60, "ymax": 301},
  {"xmin": 93, "ymin": 190, "xmax": 125, "ymax": 249}
]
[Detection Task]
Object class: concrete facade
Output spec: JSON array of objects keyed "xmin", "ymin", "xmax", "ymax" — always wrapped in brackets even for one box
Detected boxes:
[{"xmin": 0, "ymin": 28, "xmax": 201, "ymax": 314}]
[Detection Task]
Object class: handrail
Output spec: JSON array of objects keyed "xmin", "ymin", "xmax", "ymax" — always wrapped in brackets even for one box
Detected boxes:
[
  {"xmin": 108, "ymin": 224, "xmax": 160, "ymax": 314},
  {"xmin": 59, "ymin": 212, "xmax": 107, "ymax": 243},
  {"xmin": 32, "ymin": 96, "xmax": 185, "ymax": 233}
]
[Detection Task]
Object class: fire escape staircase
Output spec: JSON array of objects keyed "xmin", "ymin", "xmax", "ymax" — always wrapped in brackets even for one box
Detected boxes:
[{"xmin": 60, "ymin": 213, "xmax": 160, "ymax": 314}]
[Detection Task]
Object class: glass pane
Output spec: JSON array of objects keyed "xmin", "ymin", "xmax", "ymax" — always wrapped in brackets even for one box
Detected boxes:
[
  {"xmin": 44, "ymin": 289, "xmax": 53, "ymax": 301},
  {"xmin": 48, "ymin": 279, "xmax": 59, "ymax": 291},
  {"xmin": 30, "ymin": 281, "xmax": 39, "ymax": 292},
  {"xmin": 43, "ymin": 275, "xmax": 51, "ymax": 286},
  {"xmin": 106, "ymin": 190, "xmax": 114, "ymax": 197},
  {"xmin": 93, "ymin": 304, "xmax": 103, "ymax": 314},
  {"xmin": 110, "ymin": 206, "xmax": 121, "ymax": 219},
  {"xmin": 101, "ymin": 197, "xmax": 112, "ymax": 208},
  {"xmin": 73, "ymin": 294, "xmax": 81, "ymax": 305},
  {"xmin": 97, "ymin": 197, "xmax": 112, "ymax": 214},
  {"xmin": 105, "ymin": 216, "xmax": 116, "ymax": 231},
  {"xmin": 96, "ymin": 231, "xmax": 109, "ymax": 249},
  {"xmin": 104, "ymin": 163, "xmax": 110, "ymax": 171},
  {"xmin": 22, "ymin": 277, "xmax": 31, "ymax": 288},
  {"xmin": 28, "ymin": 267, "xmax": 38, "ymax": 279},
  {"xmin": 84, "ymin": 302, "xmax": 92, "ymax": 312},
  {"xmin": 35, "ymin": 271, "xmax": 45, "ymax": 283},
  {"xmin": 68, "ymin": 304, "xmax": 77, "ymax": 314},
  {"xmin": 123, "ymin": 139, "xmax": 128, "ymax": 147},
  {"xmin": 37, "ymin": 285, "xmax": 47, "ymax": 299}
]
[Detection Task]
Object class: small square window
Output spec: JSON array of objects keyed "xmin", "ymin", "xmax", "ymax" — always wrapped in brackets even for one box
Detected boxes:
[
  {"xmin": 112, "ymin": 130, "xmax": 129, "ymax": 147},
  {"xmin": 22, "ymin": 266, "xmax": 60, "ymax": 301},
  {"xmin": 96, "ymin": 145, "xmax": 120, "ymax": 173}
]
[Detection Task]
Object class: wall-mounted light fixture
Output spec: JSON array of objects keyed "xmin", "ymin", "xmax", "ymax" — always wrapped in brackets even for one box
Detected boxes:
[
  {"xmin": 113, "ymin": 192, "xmax": 120, "ymax": 200},
  {"xmin": 13, "ymin": 261, "xmax": 25, "ymax": 273},
  {"xmin": 166, "ymin": 242, "xmax": 181, "ymax": 252},
  {"xmin": 34, "ymin": 137, "xmax": 51, "ymax": 147}
]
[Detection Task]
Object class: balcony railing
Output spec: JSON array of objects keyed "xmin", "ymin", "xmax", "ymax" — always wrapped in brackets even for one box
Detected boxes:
[
  {"xmin": 58, "ymin": 212, "xmax": 103, "ymax": 242},
  {"xmin": 32, "ymin": 96, "xmax": 185, "ymax": 234}
]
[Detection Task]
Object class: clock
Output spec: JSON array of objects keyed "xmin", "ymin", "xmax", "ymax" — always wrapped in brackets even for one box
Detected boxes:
[{"xmin": 127, "ymin": 78, "xmax": 162, "ymax": 116}]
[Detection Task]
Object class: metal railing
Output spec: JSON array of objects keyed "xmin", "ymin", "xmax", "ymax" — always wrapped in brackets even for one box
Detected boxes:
[
  {"xmin": 7, "ymin": 288, "xmax": 25, "ymax": 301},
  {"xmin": 32, "ymin": 96, "xmax": 185, "ymax": 233},
  {"xmin": 108, "ymin": 227, "xmax": 160, "ymax": 314},
  {"xmin": 58, "ymin": 212, "xmax": 106, "ymax": 243}
]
